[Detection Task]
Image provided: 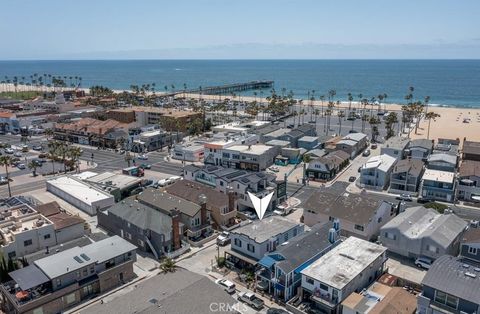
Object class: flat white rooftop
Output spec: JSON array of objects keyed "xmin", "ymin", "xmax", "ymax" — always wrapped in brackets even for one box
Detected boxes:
[
  {"xmin": 47, "ymin": 176, "xmax": 112, "ymax": 205},
  {"xmin": 226, "ymin": 144, "xmax": 273, "ymax": 155},
  {"xmin": 363, "ymin": 154, "xmax": 396, "ymax": 172},
  {"xmin": 301, "ymin": 237, "xmax": 386, "ymax": 290},
  {"xmin": 422, "ymin": 168, "xmax": 454, "ymax": 183}
]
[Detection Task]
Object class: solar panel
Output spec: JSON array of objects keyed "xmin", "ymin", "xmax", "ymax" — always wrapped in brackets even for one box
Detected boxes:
[
  {"xmin": 73, "ymin": 256, "xmax": 84, "ymax": 263},
  {"xmin": 80, "ymin": 253, "xmax": 91, "ymax": 261},
  {"xmin": 225, "ymin": 171, "xmax": 246, "ymax": 179}
]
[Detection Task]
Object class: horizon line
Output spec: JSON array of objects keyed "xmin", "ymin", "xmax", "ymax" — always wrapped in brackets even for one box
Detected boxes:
[{"xmin": 1, "ymin": 58, "xmax": 480, "ymax": 62}]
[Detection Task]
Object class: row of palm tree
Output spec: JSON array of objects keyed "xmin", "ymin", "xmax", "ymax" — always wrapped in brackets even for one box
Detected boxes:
[{"xmin": 1, "ymin": 74, "xmax": 82, "ymax": 93}]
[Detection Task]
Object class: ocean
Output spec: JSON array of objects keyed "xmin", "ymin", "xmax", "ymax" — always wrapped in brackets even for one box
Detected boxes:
[{"xmin": 0, "ymin": 60, "xmax": 479, "ymax": 108}]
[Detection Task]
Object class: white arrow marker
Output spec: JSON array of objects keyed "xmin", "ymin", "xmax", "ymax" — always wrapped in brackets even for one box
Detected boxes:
[{"xmin": 248, "ymin": 191, "xmax": 274, "ymax": 220}]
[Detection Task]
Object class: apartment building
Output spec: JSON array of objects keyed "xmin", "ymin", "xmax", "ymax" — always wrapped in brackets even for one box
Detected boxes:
[
  {"xmin": 420, "ymin": 169, "xmax": 456, "ymax": 202},
  {"xmin": 205, "ymin": 143, "xmax": 280, "ymax": 171},
  {"xmin": 0, "ymin": 236, "xmax": 136, "ymax": 314}
]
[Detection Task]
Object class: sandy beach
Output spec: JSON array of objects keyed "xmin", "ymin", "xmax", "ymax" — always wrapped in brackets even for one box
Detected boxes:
[{"xmin": 2, "ymin": 83, "xmax": 480, "ymax": 142}]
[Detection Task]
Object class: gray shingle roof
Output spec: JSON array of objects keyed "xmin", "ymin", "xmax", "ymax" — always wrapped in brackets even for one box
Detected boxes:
[
  {"xmin": 80, "ymin": 269, "xmax": 237, "ymax": 314},
  {"xmin": 105, "ymin": 197, "xmax": 172, "ymax": 236},
  {"xmin": 422, "ymin": 255, "xmax": 480, "ymax": 304},
  {"xmin": 304, "ymin": 186, "xmax": 391, "ymax": 225},
  {"xmin": 391, "ymin": 158, "xmax": 424, "ymax": 176},
  {"xmin": 383, "ymin": 136, "xmax": 410, "ymax": 150},
  {"xmin": 138, "ymin": 188, "xmax": 200, "ymax": 217},
  {"xmin": 275, "ymin": 223, "xmax": 335, "ymax": 274},
  {"xmin": 232, "ymin": 216, "xmax": 301, "ymax": 243},
  {"xmin": 381, "ymin": 206, "xmax": 467, "ymax": 248}
]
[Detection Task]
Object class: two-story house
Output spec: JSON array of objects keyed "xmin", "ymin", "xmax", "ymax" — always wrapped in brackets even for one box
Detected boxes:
[
  {"xmin": 389, "ymin": 158, "xmax": 424, "ymax": 195},
  {"xmin": 427, "ymin": 153, "xmax": 457, "ymax": 172},
  {"xmin": 225, "ymin": 216, "xmax": 304, "ymax": 269},
  {"xmin": 257, "ymin": 222, "xmax": 341, "ymax": 303},
  {"xmin": 303, "ymin": 182, "xmax": 396, "ymax": 241},
  {"xmin": 460, "ymin": 225, "xmax": 480, "ymax": 262},
  {"xmin": 360, "ymin": 154, "xmax": 397, "ymax": 190},
  {"xmin": 407, "ymin": 139, "xmax": 434, "ymax": 161},
  {"xmin": 0, "ymin": 236, "xmax": 137, "ymax": 314},
  {"xmin": 380, "ymin": 206, "xmax": 467, "ymax": 260},
  {"xmin": 417, "ymin": 255, "xmax": 480, "ymax": 314},
  {"xmin": 457, "ymin": 160, "xmax": 480, "ymax": 202},
  {"xmin": 305, "ymin": 150, "xmax": 350, "ymax": 181},
  {"xmin": 300, "ymin": 237, "xmax": 387, "ymax": 314},
  {"xmin": 420, "ymin": 169, "xmax": 456, "ymax": 202},
  {"xmin": 381, "ymin": 136, "xmax": 410, "ymax": 159}
]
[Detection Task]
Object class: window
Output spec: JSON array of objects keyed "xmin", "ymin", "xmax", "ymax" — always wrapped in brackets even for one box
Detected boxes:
[
  {"xmin": 32, "ymin": 307, "xmax": 44, "ymax": 314},
  {"xmin": 234, "ymin": 238, "xmax": 242, "ymax": 247},
  {"xmin": 83, "ymin": 269, "xmax": 88, "ymax": 276},
  {"xmin": 220, "ymin": 181, "xmax": 224, "ymax": 186},
  {"xmin": 384, "ymin": 232, "xmax": 396, "ymax": 240},
  {"xmin": 24, "ymin": 239, "xmax": 33, "ymax": 247},
  {"xmin": 56, "ymin": 278, "xmax": 61, "ymax": 286},
  {"xmin": 319, "ymin": 283, "xmax": 329, "ymax": 291},
  {"xmin": 44, "ymin": 234, "xmax": 51, "ymax": 240},
  {"xmin": 329, "ymin": 216, "xmax": 335, "ymax": 222},
  {"xmin": 247, "ymin": 244, "xmax": 255, "ymax": 253},
  {"xmin": 284, "ymin": 233, "xmax": 289, "ymax": 242},
  {"xmin": 426, "ymin": 244, "xmax": 439, "ymax": 253},
  {"xmin": 90, "ymin": 266, "xmax": 95, "ymax": 273},
  {"xmin": 377, "ymin": 217, "xmax": 382, "ymax": 223},
  {"xmin": 138, "ymin": 239, "xmax": 145, "ymax": 247},
  {"xmin": 127, "ymin": 222, "xmax": 131, "ymax": 228},
  {"xmin": 468, "ymin": 246, "xmax": 478, "ymax": 255},
  {"xmin": 293, "ymin": 228, "xmax": 298, "ymax": 237},
  {"xmin": 7, "ymin": 251, "xmax": 16, "ymax": 259},
  {"xmin": 354, "ymin": 224, "xmax": 364, "ymax": 232},
  {"xmin": 76, "ymin": 271, "xmax": 81, "ymax": 278},
  {"xmin": 306, "ymin": 277, "xmax": 314, "ymax": 285},
  {"xmin": 434, "ymin": 290, "xmax": 458, "ymax": 309},
  {"xmin": 65, "ymin": 293, "xmax": 76, "ymax": 305}
]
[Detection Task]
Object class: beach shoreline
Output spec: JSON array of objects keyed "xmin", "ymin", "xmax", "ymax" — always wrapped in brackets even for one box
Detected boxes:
[{"xmin": 2, "ymin": 83, "xmax": 480, "ymax": 142}]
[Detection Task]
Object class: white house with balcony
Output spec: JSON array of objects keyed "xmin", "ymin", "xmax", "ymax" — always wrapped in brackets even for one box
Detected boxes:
[{"xmin": 359, "ymin": 154, "xmax": 397, "ymax": 190}]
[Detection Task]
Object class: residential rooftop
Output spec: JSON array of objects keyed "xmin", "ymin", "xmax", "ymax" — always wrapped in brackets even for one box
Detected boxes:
[
  {"xmin": 463, "ymin": 140, "xmax": 480, "ymax": 156},
  {"xmin": 422, "ymin": 168, "xmax": 455, "ymax": 183},
  {"xmin": 226, "ymin": 144, "xmax": 275, "ymax": 155},
  {"xmin": 138, "ymin": 188, "xmax": 200, "ymax": 217},
  {"xmin": 459, "ymin": 160, "xmax": 480, "ymax": 177},
  {"xmin": 422, "ymin": 255, "xmax": 480, "ymax": 304},
  {"xmin": 383, "ymin": 136, "xmax": 410, "ymax": 150},
  {"xmin": 34, "ymin": 235, "xmax": 136, "ymax": 279},
  {"xmin": 301, "ymin": 237, "xmax": 386, "ymax": 290},
  {"xmin": 362, "ymin": 154, "xmax": 397, "ymax": 172},
  {"xmin": 381, "ymin": 206, "xmax": 467, "ymax": 248},
  {"xmin": 391, "ymin": 158, "xmax": 424, "ymax": 176},
  {"xmin": 232, "ymin": 216, "xmax": 301, "ymax": 243},
  {"xmin": 79, "ymin": 269, "xmax": 237, "ymax": 314}
]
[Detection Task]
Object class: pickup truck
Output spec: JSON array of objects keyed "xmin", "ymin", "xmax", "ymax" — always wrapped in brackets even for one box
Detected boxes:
[{"xmin": 238, "ymin": 291, "xmax": 264, "ymax": 310}]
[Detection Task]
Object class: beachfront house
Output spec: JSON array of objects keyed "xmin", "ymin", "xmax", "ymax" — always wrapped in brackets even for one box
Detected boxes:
[
  {"xmin": 426, "ymin": 153, "xmax": 457, "ymax": 172},
  {"xmin": 381, "ymin": 136, "xmax": 410, "ymax": 159},
  {"xmin": 389, "ymin": 158, "xmax": 424, "ymax": 195},
  {"xmin": 406, "ymin": 139, "xmax": 434, "ymax": 161},
  {"xmin": 457, "ymin": 160, "xmax": 480, "ymax": 202},
  {"xmin": 420, "ymin": 169, "xmax": 456, "ymax": 202},
  {"xmin": 359, "ymin": 154, "xmax": 397, "ymax": 190},
  {"xmin": 462, "ymin": 139, "xmax": 480, "ymax": 161}
]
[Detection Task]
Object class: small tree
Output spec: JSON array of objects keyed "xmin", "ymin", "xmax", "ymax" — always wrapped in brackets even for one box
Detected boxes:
[
  {"xmin": 160, "ymin": 257, "xmax": 177, "ymax": 273},
  {"xmin": 28, "ymin": 161, "xmax": 38, "ymax": 177}
]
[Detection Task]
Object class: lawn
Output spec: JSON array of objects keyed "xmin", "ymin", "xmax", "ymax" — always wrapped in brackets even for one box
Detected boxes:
[{"xmin": 0, "ymin": 91, "xmax": 43, "ymax": 100}]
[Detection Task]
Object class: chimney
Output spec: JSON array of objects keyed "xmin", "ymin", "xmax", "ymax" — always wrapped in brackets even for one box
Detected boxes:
[
  {"xmin": 199, "ymin": 194, "xmax": 208, "ymax": 225},
  {"xmin": 227, "ymin": 186, "xmax": 235, "ymax": 213},
  {"xmin": 170, "ymin": 209, "xmax": 181, "ymax": 251}
]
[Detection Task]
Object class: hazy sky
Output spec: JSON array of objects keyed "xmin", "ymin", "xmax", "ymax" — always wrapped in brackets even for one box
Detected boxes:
[{"xmin": 1, "ymin": 0, "xmax": 479, "ymax": 59}]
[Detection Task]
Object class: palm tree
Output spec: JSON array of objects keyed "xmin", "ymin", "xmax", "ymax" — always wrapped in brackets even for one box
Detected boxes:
[
  {"xmin": 0, "ymin": 156, "xmax": 13, "ymax": 197},
  {"xmin": 385, "ymin": 112, "xmax": 398, "ymax": 139},
  {"xmin": 160, "ymin": 257, "xmax": 177, "ymax": 273},
  {"xmin": 425, "ymin": 111, "xmax": 440, "ymax": 139},
  {"xmin": 48, "ymin": 141, "xmax": 60, "ymax": 174},
  {"xmin": 28, "ymin": 161, "xmax": 38, "ymax": 177},
  {"xmin": 68, "ymin": 146, "xmax": 83, "ymax": 173},
  {"xmin": 368, "ymin": 116, "xmax": 381, "ymax": 142},
  {"xmin": 337, "ymin": 111, "xmax": 345, "ymax": 134},
  {"xmin": 45, "ymin": 128, "xmax": 53, "ymax": 140}
]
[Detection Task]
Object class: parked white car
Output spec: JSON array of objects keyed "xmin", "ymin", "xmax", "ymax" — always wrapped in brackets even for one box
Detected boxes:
[
  {"xmin": 217, "ymin": 231, "xmax": 231, "ymax": 246},
  {"xmin": 215, "ymin": 279, "xmax": 236, "ymax": 294},
  {"xmin": 415, "ymin": 256, "xmax": 433, "ymax": 270},
  {"xmin": 137, "ymin": 154, "xmax": 148, "ymax": 160},
  {"xmin": 4, "ymin": 148, "xmax": 14, "ymax": 154}
]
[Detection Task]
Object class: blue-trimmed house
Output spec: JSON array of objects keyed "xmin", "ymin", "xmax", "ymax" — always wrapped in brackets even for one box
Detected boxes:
[{"xmin": 256, "ymin": 222, "xmax": 341, "ymax": 303}]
